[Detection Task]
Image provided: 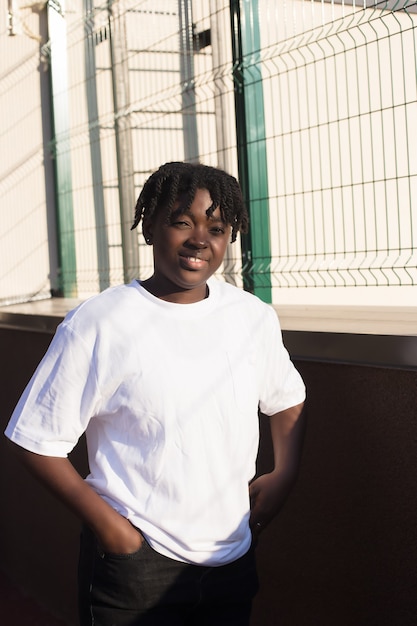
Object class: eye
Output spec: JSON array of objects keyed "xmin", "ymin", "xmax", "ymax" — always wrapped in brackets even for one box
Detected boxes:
[
  {"xmin": 171, "ymin": 219, "xmax": 191, "ymax": 229},
  {"xmin": 210, "ymin": 223, "xmax": 228, "ymax": 236}
]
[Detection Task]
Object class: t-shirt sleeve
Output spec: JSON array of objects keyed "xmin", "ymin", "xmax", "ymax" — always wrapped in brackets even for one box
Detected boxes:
[
  {"xmin": 4, "ymin": 321, "xmax": 101, "ymax": 457},
  {"xmin": 258, "ymin": 305, "xmax": 306, "ymax": 416}
]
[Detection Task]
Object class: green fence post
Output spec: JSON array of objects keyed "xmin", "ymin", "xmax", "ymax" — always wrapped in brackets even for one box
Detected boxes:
[
  {"xmin": 48, "ymin": 0, "xmax": 77, "ymax": 297},
  {"xmin": 230, "ymin": 0, "xmax": 271, "ymax": 302}
]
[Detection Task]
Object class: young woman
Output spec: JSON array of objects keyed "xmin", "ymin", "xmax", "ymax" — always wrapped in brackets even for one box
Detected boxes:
[{"xmin": 5, "ymin": 162, "xmax": 306, "ymax": 626}]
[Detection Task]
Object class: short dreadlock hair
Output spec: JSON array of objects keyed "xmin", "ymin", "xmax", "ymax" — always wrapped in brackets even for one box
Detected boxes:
[{"xmin": 131, "ymin": 161, "xmax": 248, "ymax": 243}]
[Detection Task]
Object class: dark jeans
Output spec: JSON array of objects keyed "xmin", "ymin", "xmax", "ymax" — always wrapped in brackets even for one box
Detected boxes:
[{"xmin": 78, "ymin": 526, "xmax": 259, "ymax": 626}]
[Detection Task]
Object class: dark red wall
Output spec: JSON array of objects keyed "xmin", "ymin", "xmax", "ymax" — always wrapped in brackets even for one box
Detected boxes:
[{"xmin": 1, "ymin": 328, "xmax": 416, "ymax": 625}]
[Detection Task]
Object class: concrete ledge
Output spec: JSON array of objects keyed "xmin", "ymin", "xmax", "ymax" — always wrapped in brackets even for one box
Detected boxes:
[
  {"xmin": 0, "ymin": 298, "xmax": 82, "ymax": 333},
  {"xmin": 274, "ymin": 304, "xmax": 417, "ymax": 336},
  {"xmin": 283, "ymin": 330, "xmax": 417, "ymax": 370},
  {"xmin": 0, "ymin": 298, "xmax": 416, "ymax": 369},
  {"xmin": 274, "ymin": 304, "xmax": 417, "ymax": 370}
]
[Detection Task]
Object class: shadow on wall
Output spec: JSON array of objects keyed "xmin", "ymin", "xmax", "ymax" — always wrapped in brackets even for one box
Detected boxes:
[{"xmin": 1, "ymin": 327, "xmax": 416, "ymax": 626}]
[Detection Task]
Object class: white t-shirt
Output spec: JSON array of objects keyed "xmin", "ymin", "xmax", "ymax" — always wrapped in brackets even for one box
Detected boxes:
[{"xmin": 5, "ymin": 279, "xmax": 305, "ymax": 565}]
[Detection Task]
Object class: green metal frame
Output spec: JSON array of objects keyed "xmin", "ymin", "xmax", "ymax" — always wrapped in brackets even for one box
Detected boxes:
[
  {"xmin": 230, "ymin": 0, "xmax": 272, "ymax": 302},
  {"xmin": 48, "ymin": 0, "xmax": 77, "ymax": 297}
]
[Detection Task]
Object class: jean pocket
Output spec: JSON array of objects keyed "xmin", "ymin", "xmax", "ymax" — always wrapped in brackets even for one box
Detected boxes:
[{"xmin": 96, "ymin": 532, "xmax": 148, "ymax": 560}]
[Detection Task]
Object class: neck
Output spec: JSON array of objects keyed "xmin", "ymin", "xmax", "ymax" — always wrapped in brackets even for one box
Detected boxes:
[{"xmin": 140, "ymin": 278, "xmax": 209, "ymax": 304}]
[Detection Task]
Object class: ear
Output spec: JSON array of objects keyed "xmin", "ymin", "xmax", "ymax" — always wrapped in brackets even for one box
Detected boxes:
[{"xmin": 142, "ymin": 218, "xmax": 153, "ymax": 245}]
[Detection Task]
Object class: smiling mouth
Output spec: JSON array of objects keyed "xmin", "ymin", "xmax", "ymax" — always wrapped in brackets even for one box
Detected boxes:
[{"xmin": 179, "ymin": 255, "xmax": 208, "ymax": 269}]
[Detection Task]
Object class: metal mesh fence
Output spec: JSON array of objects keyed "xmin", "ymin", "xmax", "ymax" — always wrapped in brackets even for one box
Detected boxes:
[
  {"xmin": 45, "ymin": 0, "xmax": 242, "ymax": 298},
  {"xmin": 1, "ymin": 0, "xmax": 416, "ymax": 305},
  {"xmin": 258, "ymin": 0, "xmax": 417, "ymax": 294}
]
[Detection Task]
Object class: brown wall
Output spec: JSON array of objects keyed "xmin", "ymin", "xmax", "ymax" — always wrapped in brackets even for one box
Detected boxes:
[
  {"xmin": 1, "ymin": 327, "xmax": 416, "ymax": 626},
  {"xmin": 254, "ymin": 360, "xmax": 417, "ymax": 626},
  {"xmin": 0, "ymin": 328, "xmax": 88, "ymax": 624}
]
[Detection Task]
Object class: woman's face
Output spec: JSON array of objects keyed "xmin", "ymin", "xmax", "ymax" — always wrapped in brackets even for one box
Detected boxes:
[{"xmin": 143, "ymin": 188, "xmax": 231, "ymax": 303}]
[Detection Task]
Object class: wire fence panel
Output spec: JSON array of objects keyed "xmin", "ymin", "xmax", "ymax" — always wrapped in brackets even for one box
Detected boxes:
[
  {"xmin": 0, "ymin": 0, "xmax": 416, "ymax": 305},
  {"xmin": 48, "ymin": 0, "xmax": 240, "ymax": 297},
  {"xmin": 256, "ymin": 0, "xmax": 417, "ymax": 301}
]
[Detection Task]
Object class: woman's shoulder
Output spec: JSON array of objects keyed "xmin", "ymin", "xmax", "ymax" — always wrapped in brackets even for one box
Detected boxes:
[
  {"xmin": 212, "ymin": 279, "xmax": 273, "ymax": 311},
  {"xmin": 61, "ymin": 281, "xmax": 142, "ymax": 333}
]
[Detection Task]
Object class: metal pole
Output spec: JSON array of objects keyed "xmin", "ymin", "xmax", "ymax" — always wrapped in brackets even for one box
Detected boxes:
[
  {"xmin": 39, "ymin": 11, "xmax": 60, "ymax": 296},
  {"xmin": 84, "ymin": 0, "xmax": 110, "ymax": 291},
  {"xmin": 109, "ymin": 0, "xmax": 139, "ymax": 283},
  {"xmin": 230, "ymin": 0, "xmax": 272, "ymax": 302},
  {"xmin": 210, "ymin": 0, "xmax": 239, "ymax": 285},
  {"xmin": 178, "ymin": 0, "xmax": 199, "ymax": 162}
]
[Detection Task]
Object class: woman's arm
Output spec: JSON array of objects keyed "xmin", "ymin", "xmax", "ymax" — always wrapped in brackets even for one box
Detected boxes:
[
  {"xmin": 249, "ymin": 401, "xmax": 306, "ymax": 537},
  {"xmin": 8, "ymin": 441, "xmax": 142, "ymax": 553}
]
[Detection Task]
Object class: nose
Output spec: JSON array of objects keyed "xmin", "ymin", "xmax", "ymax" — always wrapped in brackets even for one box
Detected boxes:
[{"xmin": 186, "ymin": 226, "xmax": 208, "ymax": 248}]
